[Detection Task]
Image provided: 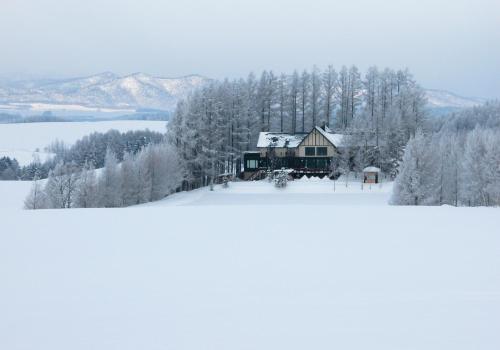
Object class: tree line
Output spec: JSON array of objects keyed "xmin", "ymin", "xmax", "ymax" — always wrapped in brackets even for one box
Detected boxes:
[
  {"xmin": 1, "ymin": 129, "xmax": 164, "ymax": 180},
  {"xmin": 392, "ymin": 102, "xmax": 500, "ymax": 206},
  {"xmin": 24, "ymin": 142, "xmax": 185, "ymax": 209}
]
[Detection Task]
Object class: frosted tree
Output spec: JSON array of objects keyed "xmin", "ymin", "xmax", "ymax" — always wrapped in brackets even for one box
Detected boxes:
[
  {"xmin": 322, "ymin": 65, "xmax": 337, "ymax": 128},
  {"xmin": 348, "ymin": 66, "xmax": 362, "ymax": 123},
  {"xmin": 74, "ymin": 161, "xmax": 98, "ymax": 208},
  {"xmin": 299, "ymin": 70, "xmax": 310, "ymax": 132},
  {"xmin": 289, "ymin": 71, "xmax": 300, "ymax": 133},
  {"xmin": 461, "ymin": 128, "xmax": 486, "ymax": 206},
  {"xmin": 310, "ymin": 66, "xmax": 321, "ymax": 128},
  {"xmin": 98, "ymin": 149, "xmax": 122, "ymax": 207},
  {"xmin": 44, "ymin": 161, "xmax": 80, "ymax": 208},
  {"xmin": 121, "ymin": 151, "xmax": 142, "ymax": 206},
  {"xmin": 24, "ymin": 172, "xmax": 47, "ymax": 209},
  {"xmin": 391, "ymin": 130, "xmax": 435, "ymax": 205},
  {"xmin": 278, "ymin": 73, "xmax": 288, "ymax": 132},
  {"xmin": 336, "ymin": 66, "xmax": 361, "ymax": 129},
  {"xmin": 143, "ymin": 143, "xmax": 185, "ymax": 201},
  {"xmin": 460, "ymin": 127, "xmax": 497, "ymax": 206},
  {"xmin": 483, "ymin": 130, "xmax": 500, "ymax": 206}
]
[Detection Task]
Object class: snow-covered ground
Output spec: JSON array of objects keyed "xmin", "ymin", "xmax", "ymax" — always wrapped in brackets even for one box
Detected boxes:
[
  {"xmin": 0, "ymin": 179, "xmax": 34, "ymax": 209},
  {"xmin": 0, "ymin": 120, "xmax": 167, "ymax": 165},
  {"xmin": 0, "ymin": 178, "xmax": 499, "ymax": 350},
  {"xmin": 142, "ymin": 176, "xmax": 392, "ymax": 207}
]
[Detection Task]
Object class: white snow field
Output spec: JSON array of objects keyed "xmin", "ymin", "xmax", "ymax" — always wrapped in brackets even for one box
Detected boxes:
[
  {"xmin": 0, "ymin": 180, "xmax": 34, "ymax": 209},
  {"xmin": 142, "ymin": 176, "xmax": 392, "ymax": 207},
  {"xmin": 0, "ymin": 178, "xmax": 499, "ymax": 350},
  {"xmin": 0, "ymin": 120, "xmax": 167, "ymax": 165}
]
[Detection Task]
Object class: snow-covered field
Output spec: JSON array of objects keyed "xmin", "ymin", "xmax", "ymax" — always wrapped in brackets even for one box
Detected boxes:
[
  {"xmin": 142, "ymin": 176, "xmax": 392, "ymax": 207},
  {"xmin": 1, "ymin": 178, "xmax": 499, "ymax": 350},
  {"xmin": 0, "ymin": 120, "xmax": 167, "ymax": 165}
]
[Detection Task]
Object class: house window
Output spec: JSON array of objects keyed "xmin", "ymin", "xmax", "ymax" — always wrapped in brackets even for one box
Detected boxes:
[
  {"xmin": 316, "ymin": 159, "xmax": 327, "ymax": 169},
  {"xmin": 316, "ymin": 147, "xmax": 327, "ymax": 156},
  {"xmin": 305, "ymin": 147, "xmax": 315, "ymax": 156},
  {"xmin": 246, "ymin": 160, "xmax": 258, "ymax": 169},
  {"xmin": 306, "ymin": 158, "xmax": 317, "ymax": 168}
]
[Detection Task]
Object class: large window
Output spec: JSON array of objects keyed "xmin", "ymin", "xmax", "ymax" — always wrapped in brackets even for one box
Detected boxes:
[
  {"xmin": 318, "ymin": 159, "xmax": 330, "ymax": 169},
  {"xmin": 316, "ymin": 147, "xmax": 327, "ymax": 156},
  {"xmin": 246, "ymin": 159, "xmax": 258, "ymax": 169},
  {"xmin": 305, "ymin": 147, "xmax": 315, "ymax": 156}
]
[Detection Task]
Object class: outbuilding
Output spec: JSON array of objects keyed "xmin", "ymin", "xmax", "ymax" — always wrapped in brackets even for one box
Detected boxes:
[{"xmin": 363, "ymin": 166, "xmax": 381, "ymax": 184}]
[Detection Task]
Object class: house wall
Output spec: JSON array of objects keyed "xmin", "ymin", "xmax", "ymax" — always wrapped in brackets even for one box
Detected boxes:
[
  {"xmin": 363, "ymin": 171, "xmax": 379, "ymax": 184},
  {"xmin": 296, "ymin": 128, "xmax": 336, "ymax": 157},
  {"xmin": 259, "ymin": 147, "xmax": 291, "ymax": 158}
]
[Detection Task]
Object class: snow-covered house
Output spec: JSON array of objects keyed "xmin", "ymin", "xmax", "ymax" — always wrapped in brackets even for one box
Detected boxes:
[{"xmin": 243, "ymin": 126, "xmax": 344, "ymax": 179}]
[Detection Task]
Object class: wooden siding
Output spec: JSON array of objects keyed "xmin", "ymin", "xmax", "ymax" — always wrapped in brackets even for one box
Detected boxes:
[
  {"xmin": 259, "ymin": 147, "xmax": 293, "ymax": 158},
  {"xmin": 297, "ymin": 129, "xmax": 336, "ymax": 157}
]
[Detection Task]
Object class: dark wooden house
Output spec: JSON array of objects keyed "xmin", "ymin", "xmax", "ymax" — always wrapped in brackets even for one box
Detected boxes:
[{"xmin": 243, "ymin": 126, "xmax": 344, "ymax": 179}]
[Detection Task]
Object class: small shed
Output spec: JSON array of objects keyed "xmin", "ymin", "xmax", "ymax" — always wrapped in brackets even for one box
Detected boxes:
[{"xmin": 363, "ymin": 166, "xmax": 381, "ymax": 184}]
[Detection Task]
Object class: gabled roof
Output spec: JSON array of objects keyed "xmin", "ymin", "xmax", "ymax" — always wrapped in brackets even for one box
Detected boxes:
[
  {"xmin": 313, "ymin": 126, "xmax": 344, "ymax": 147},
  {"xmin": 257, "ymin": 126, "xmax": 345, "ymax": 149},
  {"xmin": 256, "ymin": 132, "xmax": 306, "ymax": 148}
]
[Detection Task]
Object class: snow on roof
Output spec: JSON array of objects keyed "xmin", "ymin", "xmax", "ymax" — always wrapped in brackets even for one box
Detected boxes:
[
  {"xmin": 257, "ymin": 132, "xmax": 306, "ymax": 148},
  {"xmin": 363, "ymin": 166, "xmax": 381, "ymax": 173},
  {"xmin": 257, "ymin": 127, "xmax": 345, "ymax": 149},
  {"xmin": 314, "ymin": 126, "xmax": 344, "ymax": 147}
]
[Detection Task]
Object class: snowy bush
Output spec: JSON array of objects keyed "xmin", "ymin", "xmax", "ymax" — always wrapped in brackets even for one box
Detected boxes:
[
  {"xmin": 266, "ymin": 169, "xmax": 273, "ymax": 182},
  {"xmin": 274, "ymin": 168, "xmax": 288, "ymax": 188}
]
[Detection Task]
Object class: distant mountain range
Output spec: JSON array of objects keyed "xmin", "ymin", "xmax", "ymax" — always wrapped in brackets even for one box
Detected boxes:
[
  {"xmin": 0, "ymin": 73, "xmax": 487, "ymax": 118},
  {"xmin": 0, "ymin": 73, "xmax": 209, "ymax": 117}
]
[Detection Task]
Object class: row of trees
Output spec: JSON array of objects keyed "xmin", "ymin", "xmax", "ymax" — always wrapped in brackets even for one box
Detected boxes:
[
  {"xmin": 392, "ymin": 102, "xmax": 500, "ymax": 206},
  {"xmin": 1, "ymin": 129, "xmax": 164, "ymax": 181},
  {"xmin": 0, "ymin": 156, "xmax": 21, "ymax": 180},
  {"xmin": 47, "ymin": 129, "xmax": 165, "ymax": 169},
  {"xmin": 24, "ymin": 143, "xmax": 185, "ymax": 209},
  {"xmin": 168, "ymin": 65, "xmax": 427, "ymax": 187}
]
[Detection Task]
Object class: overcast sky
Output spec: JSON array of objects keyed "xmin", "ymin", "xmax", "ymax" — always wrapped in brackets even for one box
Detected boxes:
[{"xmin": 1, "ymin": 0, "xmax": 499, "ymax": 98}]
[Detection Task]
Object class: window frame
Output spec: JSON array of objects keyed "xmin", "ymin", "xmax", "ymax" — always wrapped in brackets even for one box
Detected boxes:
[
  {"xmin": 246, "ymin": 159, "xmax": 258, "ymax": 169},
  {"xmin": 316, "ymin": 147, "xmax": 327, "ymax": 156},
  {"xmin": 305, "ymin": 147, "xmax": 316, "ymax": 156}
]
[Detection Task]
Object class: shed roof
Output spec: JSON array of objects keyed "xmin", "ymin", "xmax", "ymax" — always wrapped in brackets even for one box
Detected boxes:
[{"xmin": 363, "ymin": 166, "xmax": 381, "ymax": 173}]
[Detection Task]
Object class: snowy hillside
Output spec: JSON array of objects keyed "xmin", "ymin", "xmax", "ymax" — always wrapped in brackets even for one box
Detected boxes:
[
  {"xmin": 424, "ymin": 88, "xmax": 486, "ymax": 109},
  {"xmin": 0, "ymin": 178, "xmax": 499, "ymax": 350},
  {"xmin": 0, "ymin": 73, "xmax": 208, "ymax": 114}
]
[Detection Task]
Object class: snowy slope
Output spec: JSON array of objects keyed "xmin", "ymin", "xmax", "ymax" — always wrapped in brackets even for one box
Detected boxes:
[
  {"xmin": 0, "ymin": 73, "xmax": 208, "ymax": 113},
  {"xmin": 0, "ymin": 179, "xmax": 499, "ymax": 350},
  {"xmin": 424, "ymin": 89, "xmax": 486, "ymax": 109},
  {"xmin": 0, "ymin": 120, "xmax": 167, "ymax": 165}
]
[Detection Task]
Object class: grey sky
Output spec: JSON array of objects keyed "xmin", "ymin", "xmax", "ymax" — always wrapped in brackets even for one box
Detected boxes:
[{"xmin": 1, "ymin": 0, "xmax": 499, "ymax": 98}]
